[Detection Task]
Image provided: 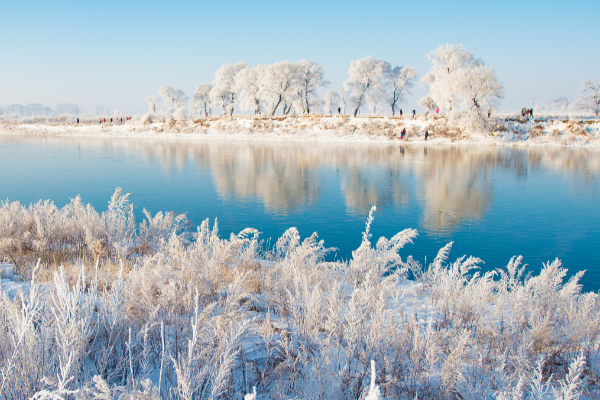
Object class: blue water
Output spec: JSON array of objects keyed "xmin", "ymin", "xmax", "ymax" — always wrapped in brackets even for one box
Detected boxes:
[{"xmin": 1, "ymin": 135, "xmax": 599, "ymax": 291}]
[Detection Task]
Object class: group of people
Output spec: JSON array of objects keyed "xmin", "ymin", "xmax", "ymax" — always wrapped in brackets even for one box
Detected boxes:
[
  {"xmin": 98, "ymin": 117, "xmax": 131, "ymax": 124},
  {"xmin": 521, "ymin": 108, "xmax": 534, "ymax": 118},
  {"xmin": 398, "ymin": 128, "xmax": 430, "ymax": 141}
]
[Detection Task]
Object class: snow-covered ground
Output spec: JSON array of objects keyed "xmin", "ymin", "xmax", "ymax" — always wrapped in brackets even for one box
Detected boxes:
[
  {"xmin": 1, "ymin": 114, "xmax": 599, "ymax": 147},
  {"xmin": 0, "ymin": 262, "xmax": 21, "ymax": 298}
]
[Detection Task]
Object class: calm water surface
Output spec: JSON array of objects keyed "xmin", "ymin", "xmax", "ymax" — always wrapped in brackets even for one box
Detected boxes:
[{"xmin": 1, "ymin": 135, "xmax": 599, "ymax": 291}]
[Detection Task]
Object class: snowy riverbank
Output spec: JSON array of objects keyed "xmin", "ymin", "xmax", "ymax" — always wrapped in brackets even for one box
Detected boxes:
[
  {"xmin": 1, "ymin": 190, "xmax": 599, "ymax": 398},
  {"xmin": 1, "ymin": 115, "xmax": 599, "ymax": 146}
]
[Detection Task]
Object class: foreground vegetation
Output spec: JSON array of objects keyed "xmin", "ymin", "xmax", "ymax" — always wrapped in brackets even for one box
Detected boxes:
[{"xmin": 1, "ymin": 189, "xmax": 599, "ymax": 399}]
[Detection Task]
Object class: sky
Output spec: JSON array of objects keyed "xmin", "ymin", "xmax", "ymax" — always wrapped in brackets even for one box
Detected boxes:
[{"xmin": 1, "ymin": 0, "xmax": 598, "ymax": 114}]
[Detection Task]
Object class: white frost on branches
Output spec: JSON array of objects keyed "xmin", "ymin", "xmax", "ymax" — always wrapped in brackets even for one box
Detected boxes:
[
  {"xmin": 343, "ymin": 56, "xmax": 390, "ymax": 116},
  {"xmin": 365, "ymin": 360, "xmax": 382, "ymax": 400},
  {"xmin": 158, "ymin": 85, "xmax": 189, "ymax": 113},
  {"xmin": 296, "ymin": 60, "xmax": 329, "ymax": 114},
  {"xmin": 389, "ymin": 66, "xmax": 419, "ymax": 116},
  {"xmin": 144, "ymin": 95, "xmax": 159, "ymax": 113},
  {"xmin": 323, "ymin": 90, "xmax": 341, "ymax": 115},
  {"xmin": 260, "ymin": 61, "xmax": 301, "ymax": 115},
  {"xmin": 420, "ymin": 44, "xmax": 504, "ymax": 131},
  {"xmin": 210, "ymin": 62, "xmax": 248, "ymax": 116},
  {"xmin": 190, "ymin": 84, "xmax": 213, "ymax": 116},
  {"xmin": 235, "ymin": 65, "xmax": 266, "ymax": 115},
  {"xmin": 0, "ymin": 189, "xmax": 598, "ymax": 399}
]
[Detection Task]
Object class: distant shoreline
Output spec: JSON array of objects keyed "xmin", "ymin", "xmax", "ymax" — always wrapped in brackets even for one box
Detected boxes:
[{"xmin": 1, "ymin": 115, "xmax": 598, "ymax": 147}]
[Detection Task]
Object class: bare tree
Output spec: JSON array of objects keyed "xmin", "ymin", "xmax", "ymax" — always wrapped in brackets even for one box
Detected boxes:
[{"xmin": 577, "ymin": 79, "xmax": 600, "ymax": 117}]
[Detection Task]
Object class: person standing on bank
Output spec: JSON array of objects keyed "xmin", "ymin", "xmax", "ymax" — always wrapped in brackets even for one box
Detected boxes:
[{"xmin": 425, "ymin": 131, "xmax": 429, "ymax": 141}]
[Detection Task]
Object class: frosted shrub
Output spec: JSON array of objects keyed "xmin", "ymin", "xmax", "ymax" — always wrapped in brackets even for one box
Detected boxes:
[
  {"xmin": 173, "ymin": 107, "xmax": 187, "ymax": 122},
  {"xmin": 140, "ymin": 112, "xmax": 153, "ymax": 126},
  {"xmin": 138, "ymin": 208, "xmax": 190, "ymax": 253},
  {"xmin": 1, "ymin": 190, "xmax": 599, "ymax": 399}
]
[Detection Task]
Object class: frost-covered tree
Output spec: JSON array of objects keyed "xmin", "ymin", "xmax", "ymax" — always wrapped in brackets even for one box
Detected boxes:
[
  {"xmin": 210, "ymin": 62, "xmax": 248, "ymax": 116},
  {"xmin": 158, "ymin": 85, "xmax": 188, "ymax": 113},
  {"xmin": 144, "ymin": 95, "xmax": 159, "ymax": 113},
  {"xmin": 421, "ymin": 44, "xmax": 482, "ymax": 112},
  {"xmin": 343, "ymin": 57, "xmax": 390, "ymax": 116},
  {"xmin": 420, "ymin": 45, "xmax": 503, "ymax": 129},
  {"xmin": 209, "ymin": 89, "xmax": 229, "ymax": 116},
  {"xmin": 260, "ymin": 61, "xmax": 300, "ymax": 115},
  {"xmin": 339, "ymin": 87, "xmax": 351, "ymax": 115},
  {"xmin": 367, "ymin": 61, "xmax": 391, "ymax": 115},
  {"xmin": 576, "ymin": 79, "xmax": 600, "ymax": 117},
  {"xmin": 190, "ymin": 84, "xmax": 212, "ymax": 116},
  {"xmin": 296, "ymin": 60, "xmax": 329, "ymax": 114},
  {"xmin": 418, "ymin": 96, "xmax": 437, "ymax": 113},
  {"xmin": 389, "ymin": 66, "xmax": 419, "ymax": 115},
  {"xmin": 235, "ymin": 65, "xmax": 265, "ymax": 115},
  {"xmin": 323, "ymin": 90, "xmax": 341, "ymax": 115},
  {"xmin": 454, "ymin": 63, "xmax": 504, "ymax": 113}
]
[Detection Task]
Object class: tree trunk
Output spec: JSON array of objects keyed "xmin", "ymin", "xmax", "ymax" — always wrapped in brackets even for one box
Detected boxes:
[
  {"xmin": 271, "ymin": 96, "xmax": 283, "ymax": 115},
  {"xmin": 305, "ymin": 93, "xmax": 310, "ymax": 114}
]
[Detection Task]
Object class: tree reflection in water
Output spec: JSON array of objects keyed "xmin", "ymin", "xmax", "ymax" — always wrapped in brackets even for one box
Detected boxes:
[{"xmin": 2, "ymin": 134, "xmax": 599, "ymax": 234}]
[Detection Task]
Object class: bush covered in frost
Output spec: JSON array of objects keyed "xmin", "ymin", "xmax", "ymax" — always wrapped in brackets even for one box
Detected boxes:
[{"xmin": 1, "ymin": 189, "xmax": 599, "ymax": 399}]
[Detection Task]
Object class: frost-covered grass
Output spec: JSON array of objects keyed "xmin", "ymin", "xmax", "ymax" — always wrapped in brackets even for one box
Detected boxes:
[
  {"xmin": 1, "ymin": 113, "xmax": 599, "ymax": 147},
  {"xmin": 1, "ymin": 189, "xmax": 599, "ymax": 399}
]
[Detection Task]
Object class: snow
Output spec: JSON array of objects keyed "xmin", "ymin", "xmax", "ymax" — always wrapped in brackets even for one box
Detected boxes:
[
  {"xmin": 1, "ymin": 115, "xmax": 599, "ymax": 147},
  {"xmin": 0, "ymin": 263, "xmax": 34, "ymax": 299}
]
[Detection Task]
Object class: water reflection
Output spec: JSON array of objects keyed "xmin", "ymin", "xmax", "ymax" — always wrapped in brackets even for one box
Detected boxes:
[
  {"xmin": 207, "ymin": 144, "xmax": 322, "ymax": 212},
  {"xmin": 2, "ymin": 135, "xmax": 599, "ymax": 233},
  {"xmin": 411, "ymin": 147, "xmax": 495, "ymax": 233}
]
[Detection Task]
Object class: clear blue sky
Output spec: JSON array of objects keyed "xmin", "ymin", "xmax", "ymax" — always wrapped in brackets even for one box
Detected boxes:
[{"xmin": 1, "ymin": 0, "xmax": 598, "ymax": 114}]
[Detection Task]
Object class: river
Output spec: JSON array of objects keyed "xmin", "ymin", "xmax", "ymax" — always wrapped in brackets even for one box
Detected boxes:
[{"xmin": 1, "ymin": 135, "xmax": 599, "ymax": 291}]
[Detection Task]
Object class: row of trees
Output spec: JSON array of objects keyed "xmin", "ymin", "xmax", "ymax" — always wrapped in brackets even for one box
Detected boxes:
[
  {"xmin": 0, "ymin": 103, "xmax": 77, "ymax": 117},
  {"xmin": 145, "ymin": 58, "xmax": 420, "ymax": 118},
  {"xmin": 144, "ymin": 45, "xmax": 600, "ymax": 120}
]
